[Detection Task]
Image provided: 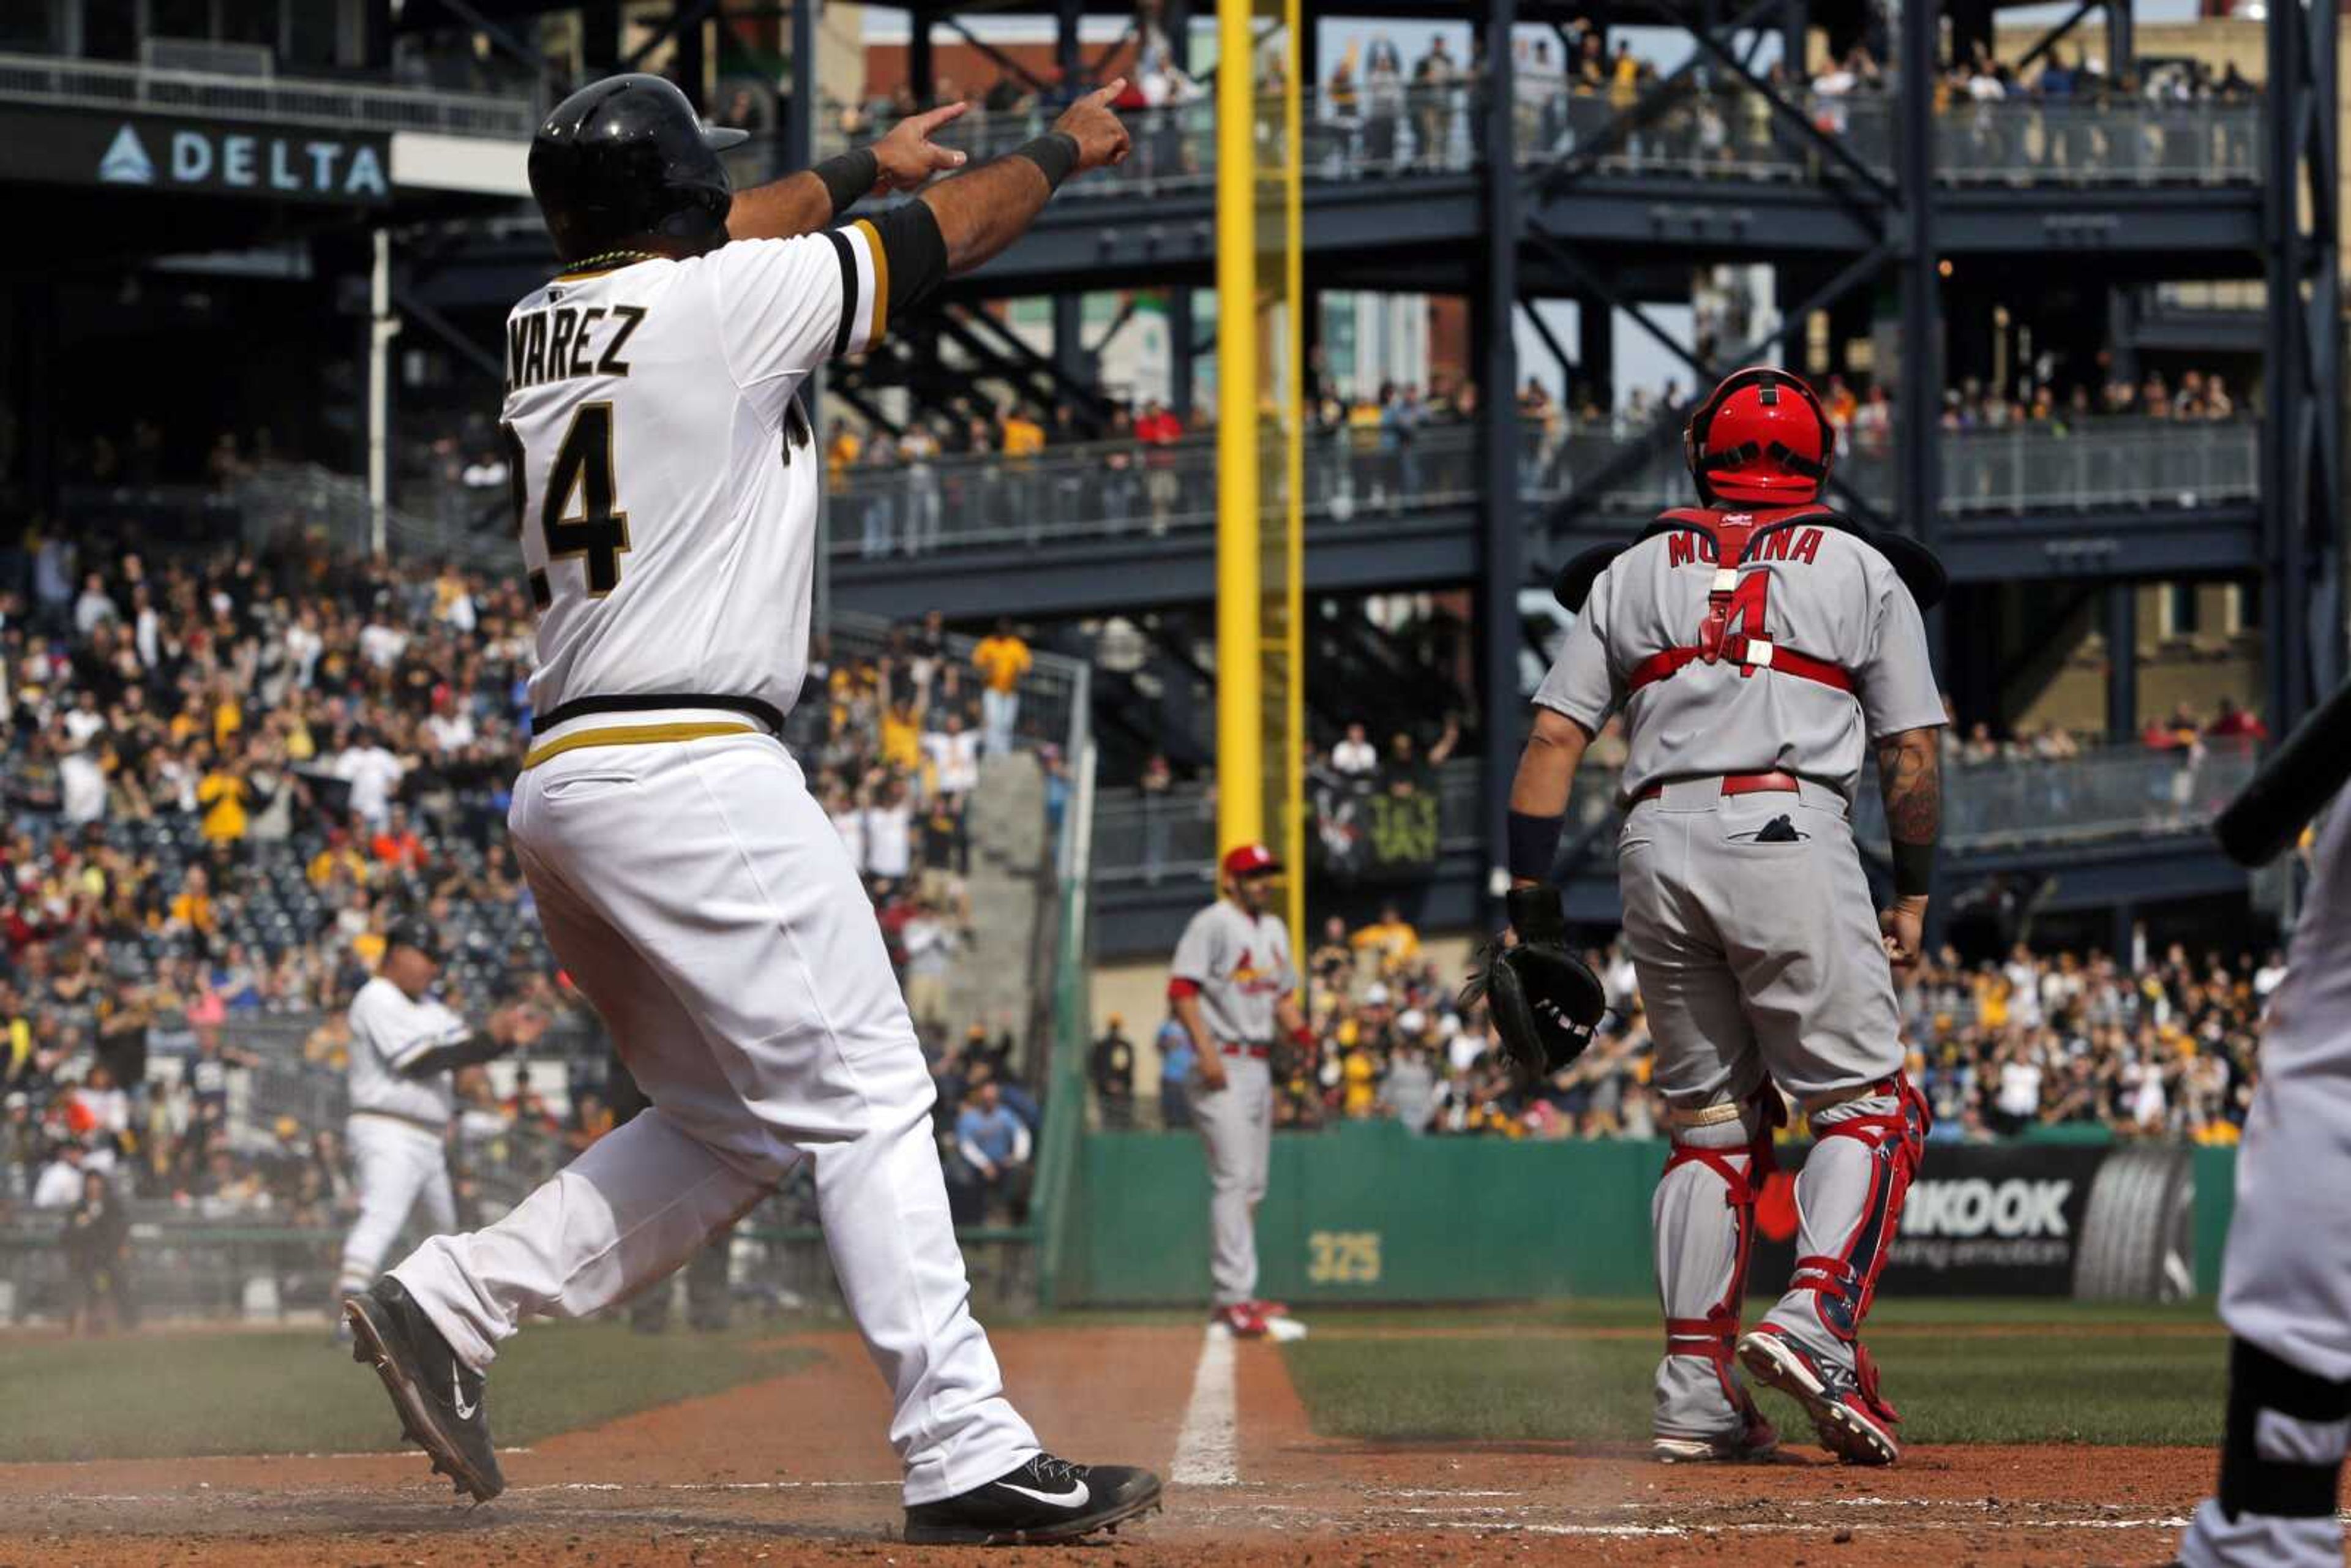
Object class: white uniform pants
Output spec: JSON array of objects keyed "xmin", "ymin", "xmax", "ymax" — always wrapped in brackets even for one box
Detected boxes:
[
  {"xmin": 1192, "ymin": 1054, "xmax": 1273, "ymax": 1308},
  {"xmin": 392, "ymin": 729, "xmax": 1036, "ymax": 1505},
  {"xmin": 339, "ymin": 1114, "xmax": 455, "ymax": 1297}
]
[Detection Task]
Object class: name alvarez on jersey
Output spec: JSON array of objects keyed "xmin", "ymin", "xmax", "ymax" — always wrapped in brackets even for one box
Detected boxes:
[
  {"xmin": 500, "ymin": 222, "xmax": 889, "ymax": 728},
  {"xmin": 506, "ymin": 302, "xmax": 646, "ymax": 392}
]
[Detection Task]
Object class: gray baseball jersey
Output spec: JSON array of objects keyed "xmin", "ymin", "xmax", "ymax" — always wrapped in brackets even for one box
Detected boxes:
[
  {"xmin": 1534, "ymin": 520, "xmax": 1946, "ymax": 798},
  {"xmin": 347, "ymin": 975, "xmax": 468, "ymax": 1125},
  {"xmin": 1171, "ymin": 901, "xmax": 1297, "ymax": 1044}
]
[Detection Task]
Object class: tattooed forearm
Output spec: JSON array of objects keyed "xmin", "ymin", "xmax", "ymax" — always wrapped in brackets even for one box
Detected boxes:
[{"xmin": 1875, "ymin": 727, "xmax": 1941, "ymax": 846}]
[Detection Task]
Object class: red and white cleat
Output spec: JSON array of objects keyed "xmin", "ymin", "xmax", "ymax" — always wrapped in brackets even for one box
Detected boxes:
[
  {"xmin": 1212, "ymin": 1303, "xmax": 1269, "ymax": 1340},
  {"xmin": 1736, "ymin": 1326, "xmax": 1901, "ymax": 1466}
]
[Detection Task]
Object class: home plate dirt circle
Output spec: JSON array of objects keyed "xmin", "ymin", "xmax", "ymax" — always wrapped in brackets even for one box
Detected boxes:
[{"xmin": 0, "ymin": 1322, "xmax": 2333, "ymax": 1566}]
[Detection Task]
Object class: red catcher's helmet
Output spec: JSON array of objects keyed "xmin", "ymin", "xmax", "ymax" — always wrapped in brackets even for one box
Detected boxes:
[
  {"xmin": 1684, "ymin": 367, "xmax": 1835, "ymax": 506},
  {"xmin": 1221, "ymin": 842, "xmax": 1283, "ymax": 880}
]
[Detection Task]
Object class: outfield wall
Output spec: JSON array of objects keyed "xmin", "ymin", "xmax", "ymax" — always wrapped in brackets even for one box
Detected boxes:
[{"xmin": 1059, "ymin": 1120, "xmax": 2239, "ymax": 1308}]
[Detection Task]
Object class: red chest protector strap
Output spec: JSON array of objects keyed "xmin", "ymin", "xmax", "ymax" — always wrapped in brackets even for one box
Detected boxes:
[{"xmin": 1624, "ymin": 508, "xmax": 1858, "ymax": 699}]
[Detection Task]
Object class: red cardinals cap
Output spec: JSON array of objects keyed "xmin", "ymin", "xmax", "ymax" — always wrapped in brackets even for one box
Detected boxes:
[{"xmin": 1221, "ymin": 842, "xmax": 1283, "ymax": 879}]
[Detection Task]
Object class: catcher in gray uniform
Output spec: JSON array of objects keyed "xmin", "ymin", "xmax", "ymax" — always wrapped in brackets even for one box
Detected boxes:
[{"xmin": 1480, "ymin": 366, "xmax": 1948, "ymax": 1466}]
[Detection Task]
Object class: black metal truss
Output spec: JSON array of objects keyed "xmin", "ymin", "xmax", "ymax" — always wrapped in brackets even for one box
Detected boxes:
[{"xmin": 2261, "ymin": 0, "xmax": 2343, "ymax": 729}]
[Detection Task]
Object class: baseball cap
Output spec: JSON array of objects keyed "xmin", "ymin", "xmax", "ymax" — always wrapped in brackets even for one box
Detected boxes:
[
  {"xmin": 383, "ymin": 920, "xmax": 445, "ymax": 964},
  {"xmin": 1221, "ymin": 842, "xmax": 1283, "ymax": 880},
  {"xmin": 1363, "ymin": 982, "xmax": 1391, "ymax": 1007}
]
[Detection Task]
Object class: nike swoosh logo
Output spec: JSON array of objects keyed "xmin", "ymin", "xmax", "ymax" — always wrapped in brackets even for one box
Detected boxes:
[
  {"xmin": 451, "ymin": 1365, "xmax": 478, "ymax": 1421},
  {"xmin": 999, "ymin": 1480, "xmax": 1090, "ymax": 1509}
]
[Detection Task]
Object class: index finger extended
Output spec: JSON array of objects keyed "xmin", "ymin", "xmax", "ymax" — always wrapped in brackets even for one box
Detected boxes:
[
  {"xmin": 1084, "ymin": 77, "xmax": 1129, "ymax": 109},
  {"xmin": 906, "ymin": 100, "xmax": 970, "ymax": 135}
]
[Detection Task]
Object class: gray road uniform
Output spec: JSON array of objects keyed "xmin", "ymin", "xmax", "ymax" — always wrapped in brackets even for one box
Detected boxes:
[
  {"xmin": 1169, "ymin": 900, "xmax": 1296, "ymax": 1310},
  {"xmin": 2180, "ymin": 800, "xmax": 2351, "ymax": 1568},
  {"xmin": 1536, "ymin": 508, "xmax": 1945, "ymax": 1447}
]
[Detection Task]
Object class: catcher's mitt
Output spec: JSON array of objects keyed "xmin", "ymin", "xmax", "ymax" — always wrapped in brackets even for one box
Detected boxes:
[{"xmin": 1460, "ymin": 884, "xmax": 1606, "ymax": 1085}]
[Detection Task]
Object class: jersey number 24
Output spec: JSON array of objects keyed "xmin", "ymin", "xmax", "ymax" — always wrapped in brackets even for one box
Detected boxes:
[{"xmin": 503, "ymin": 402, "xmax": 631, "ymax": 601}]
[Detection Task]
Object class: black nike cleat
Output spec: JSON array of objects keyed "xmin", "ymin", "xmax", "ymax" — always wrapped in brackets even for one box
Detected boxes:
[
  {"xmin": 902, "ymin": 1453, "xmax": 1163, "ymax": 1545},
  {"xmin": 345, "ymin": 1277, "xmax": 505, "ymax": 1502}
]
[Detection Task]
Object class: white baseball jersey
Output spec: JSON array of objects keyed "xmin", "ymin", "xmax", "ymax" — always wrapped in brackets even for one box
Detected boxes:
[
  {"xmin": 1171, "ymin": 901, "xmax": 1298, "ymax": 1045},
  {"xmin": 501, "ymin": 225, "xmax": 888, "ymax": 722},
  {"xmin": 347, "ymin": 975, "xmax": 469, "ymax": 1125}
]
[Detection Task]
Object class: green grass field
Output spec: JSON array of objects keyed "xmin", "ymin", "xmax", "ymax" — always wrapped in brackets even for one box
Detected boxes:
[
  {"xmin": 0, "ymin": 1323, "xmax": 815, "ymax": 1464},
  {"xmin": 1280, "ymin": 1297, "xmax": 2230, "ymax": 1447},
  {"xmin": 0, "ymin": 1299, "xmax": 2230, "ymax": 1466}
]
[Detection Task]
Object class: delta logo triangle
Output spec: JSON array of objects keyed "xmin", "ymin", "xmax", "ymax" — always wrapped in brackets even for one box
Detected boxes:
[{"xmin": 99, "ymin": 125, "xmax": 154, "ymax": 185}]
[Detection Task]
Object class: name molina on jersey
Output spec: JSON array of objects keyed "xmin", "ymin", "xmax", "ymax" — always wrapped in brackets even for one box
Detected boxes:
[
  {"xmin": 1667, "ymin": 524, "xmax": 1827, "ymax": 569},
  {"xmin": 506, "ymin": 302, "xmax": 647, "ymax": 394}
]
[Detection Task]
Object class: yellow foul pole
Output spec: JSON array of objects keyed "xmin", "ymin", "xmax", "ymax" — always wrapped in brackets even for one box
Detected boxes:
[
  {"xmin": 1214, "ymin": 0, "xmax": 1263, "ymax": 860},
  {"xmin": 1276, "ymin": 0, "xmax": 1305, "ymax": 954}
]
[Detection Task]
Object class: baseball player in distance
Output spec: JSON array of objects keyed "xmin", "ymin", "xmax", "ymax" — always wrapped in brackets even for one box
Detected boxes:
[
  {"xmin": 2178, "ymin": 799, "xmax": 2351, "ymax": 1567},
  {"xmin": 342, "ymin": 73, "xmax": 1162, "ymax": 1545},
  {"xmin": 1478, "ymin": 366, "xmax": 1947, "ymax": 1466},
  {"xmin": 336, "ymin": 923, "xmax": 545, "ymax": 1323},
  {"xmin": 1168, "ymin": 843, "xmax": 1311, "ymax": 1343}
]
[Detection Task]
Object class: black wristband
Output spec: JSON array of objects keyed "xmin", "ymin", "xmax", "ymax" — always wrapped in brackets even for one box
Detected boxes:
[
  {"xmin": 1011, "ymin": 131, "xmax": 1081, "ymax": 192},
  {"xmin": 813, "ymin": 148, "xmax": 880, "ymax": 217},
  {"xmin": 1506, "ymin": 809, "xmax": 1565, "ymax": 883},
  {"xmin": 1891, "ymin": 839, "xmax": 1935, "ymax": 899}
]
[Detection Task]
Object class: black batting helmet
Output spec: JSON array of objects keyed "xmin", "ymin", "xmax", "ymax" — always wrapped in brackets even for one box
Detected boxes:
[
  {"xmin": 528, "ymin": 73, "xmax": 749, "ymax": 263},
  {"xmin": 383, "ymin": 920, "xmax": 446, "ymax": 966}
]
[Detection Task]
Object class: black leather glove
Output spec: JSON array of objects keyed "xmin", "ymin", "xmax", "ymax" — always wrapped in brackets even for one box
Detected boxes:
[{"xmin": 1458, "ymin": 884, "xmax": 1607, "ymax": 1086}]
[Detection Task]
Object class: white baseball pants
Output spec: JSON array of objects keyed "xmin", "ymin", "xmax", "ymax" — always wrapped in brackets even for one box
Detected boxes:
[
  {"xmin": 339, "ymin": 1114, "xmax": 456, "ymax": 1297},
  {"xmin": 1191, "ymin": 1054, "xmax": 1272, "ymax": 1308},
  {"xmin": 392, "ymin": 724, "xmax": 1037, "ymax": 1506}
]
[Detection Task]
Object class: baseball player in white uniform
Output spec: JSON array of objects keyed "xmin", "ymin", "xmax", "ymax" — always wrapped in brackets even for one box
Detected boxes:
[
  {"xmin": 336, "ymin": 923, "xmax": 542, "ymax": 1315},
  {"xmin": 2179, "ymin": 799, "xmax": 2351, "ymax": 1567},
  {"xmin": 1509, "ymin": 368, "xmax": 1947, "ymax": 1466},
  {"xmin": 343, "ymin": 73, "xmax": 1161, "ymax": 1545},
  {"xmin": 1169, "ymin": 843, "xmax": 1311, "ymax": 1343}
]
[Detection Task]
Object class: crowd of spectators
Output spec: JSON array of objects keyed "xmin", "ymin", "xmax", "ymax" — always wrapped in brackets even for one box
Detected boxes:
[
  {"xmin": 1098, "ymin": 906, "xmax": 2278, "ymax": 1148},
  {"xmin": 0, "ymin": 517, "xmax": 1061, "ymax": 1324}
]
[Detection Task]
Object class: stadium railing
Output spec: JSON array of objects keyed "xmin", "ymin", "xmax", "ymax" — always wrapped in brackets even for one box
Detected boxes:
[
  {"xmin": 824, "ymin": 418, "xmax": 2262, "ymax": 561},
  {"xmin": 760, "ymin": 83, "xmax": 2260, "ymax": 195},
  {"xmin": 0, "ymin": 50, "xmax": 537, "ymax": 139},
  {"xmin": 1532, "ymin": 417, "xmax": 2262, "ymax": 518},
  {"xmin": 1092, "ymin": 743, "xmax": 2263, "ymax": 885},
  {"xmin": 238, "ymin": 460, "xmax": 512, "ymax": 569}
]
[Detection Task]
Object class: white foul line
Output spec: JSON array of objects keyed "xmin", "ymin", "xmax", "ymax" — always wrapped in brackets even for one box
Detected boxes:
[{"xmin": 1170, "ymin": 1324, "xmax": 1240, "ymax": 1486}]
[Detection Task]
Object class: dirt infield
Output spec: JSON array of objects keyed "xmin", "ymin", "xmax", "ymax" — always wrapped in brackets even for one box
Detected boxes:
[{"xmin": 0, "ymin": 1322, "xmax": 2338, "ymax": 1566}]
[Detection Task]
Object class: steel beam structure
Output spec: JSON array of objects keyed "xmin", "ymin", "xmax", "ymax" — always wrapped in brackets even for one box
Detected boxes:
[
  {"xmin": 2262, "ymin": 0, "xmax": 2343, "ymax": 730},
  {"xmin": 1477, "ymin": 0, "xmax": 1523, "ymax": 896},
  {"xmin": 1896, "ymin": 0, "xmax": 1941, "ymax": 668}
]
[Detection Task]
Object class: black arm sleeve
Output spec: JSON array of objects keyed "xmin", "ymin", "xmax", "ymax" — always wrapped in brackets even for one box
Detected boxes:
[
  {"xmin": 864, "ymin": 198, "xmax": 950, "ymax": 322},
  {"xmin": 398, "ymin": 1032, "xmax": 506, "ymax": 1078}
]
